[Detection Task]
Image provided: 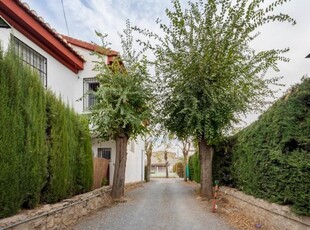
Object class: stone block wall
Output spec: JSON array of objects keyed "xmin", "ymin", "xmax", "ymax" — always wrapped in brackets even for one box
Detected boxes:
[
  {"xmin": 0, "ymin": 187, "xmax": 112, "ymax": 230},
  {"xmin": 221, "ymin": 186, "xmax": 310, "ymax": 230}
]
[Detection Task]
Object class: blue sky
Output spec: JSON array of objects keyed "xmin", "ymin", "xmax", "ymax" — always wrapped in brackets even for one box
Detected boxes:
[{"xmin": 23, "ymin": 0, "xmax": 310, "ymax": 125}]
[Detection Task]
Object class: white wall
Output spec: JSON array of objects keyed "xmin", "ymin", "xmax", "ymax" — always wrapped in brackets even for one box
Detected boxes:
[
  {"xmin": 91, "ymin": 137, "xmax": 145, "ymax": 185},
  {"xmin": 68, "ymin": 45, "xmax": 107, "ymax": 113},
  {"xmin": 0, "ymin": 27, "xmax": 11, "ymax": 51},
  {"xmin": 126, "ymin": 136, "xmax": 144, "ymax": 183},
  {"xmin": 1, "ymin": 26, "xmax": 80, "ymax": 109}
]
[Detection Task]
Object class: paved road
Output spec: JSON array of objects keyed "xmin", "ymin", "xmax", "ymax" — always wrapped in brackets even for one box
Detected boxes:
[{"xmin": 74, "ymin": 178, "xmax": 234, "ymax": 230}]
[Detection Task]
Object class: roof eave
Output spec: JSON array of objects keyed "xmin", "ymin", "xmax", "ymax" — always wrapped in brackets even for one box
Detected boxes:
[
  {"xmin": 62, "ymin": 35, "xmax": 119, "ymax": 57},
  {"xmin": 0, "ymin": 0, "xmax": 84, "ymax": 73}
]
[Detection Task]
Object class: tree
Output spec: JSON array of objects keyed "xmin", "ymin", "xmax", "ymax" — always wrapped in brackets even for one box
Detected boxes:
[
  {"xmin": 90, "ymin": 21, "xmax": 153, "ymax": 199},
  {"xmin": 137, "ymin": 0, "xmax": 295, "ymax": 198},
  {"xmin": 180, "ymin": 137, "xmax": 191, "ymax": 181},
  {"xmin": 144, "ymin": 136, "xmax": 153, "ymax": 182},
  {"xmin": 144, "ymin": 124, "xmax": 161, "ymax": 182},
  {"xmin": 164, "ymin": 150, "xmax": 169, "ymax": 178}
]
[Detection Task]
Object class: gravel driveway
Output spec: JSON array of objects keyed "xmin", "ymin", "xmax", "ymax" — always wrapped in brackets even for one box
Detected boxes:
[{"xmin": 74, "ymin": 178, "xmax": 235, "ymax": 230}]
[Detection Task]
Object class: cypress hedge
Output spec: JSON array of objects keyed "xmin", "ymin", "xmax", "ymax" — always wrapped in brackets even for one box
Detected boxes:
[
  {"xmin": 188, "ymin": 151, "xmax": 201, "ymax": 183},
  {"xmin": 42, "ymin": 93, "xmax": 93, "ymax": 203},
  {"xmin": 0, "ymin": 48, "xmax": 27, "ymax": 217},
  {"xmin": 213, "ymin": 78, "xmax": 310, "ymax": 216},
  {"xmin": 0, "ymin": 48, "xmax": 93, "ymax": 218}
]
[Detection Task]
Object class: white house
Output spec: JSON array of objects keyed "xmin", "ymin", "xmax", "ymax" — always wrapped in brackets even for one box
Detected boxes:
[{"xmin": 0, "ymin": 0, "xmax": 144, "ymax": 185}]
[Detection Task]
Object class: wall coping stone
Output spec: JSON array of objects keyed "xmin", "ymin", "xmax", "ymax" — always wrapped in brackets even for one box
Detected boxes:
[{"xmin": 0, "ymin": 186, "xmax": 111, "ymax": 230}]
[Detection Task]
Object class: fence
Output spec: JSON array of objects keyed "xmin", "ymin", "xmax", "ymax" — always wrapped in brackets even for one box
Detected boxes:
[{"xmin": 92, "ymin": 157, "xmax": 110, "ymax": 190}]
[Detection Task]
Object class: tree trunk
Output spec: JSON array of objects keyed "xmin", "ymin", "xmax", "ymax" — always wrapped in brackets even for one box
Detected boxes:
[
  {"xmin": 198, "ymin": 139, "xmax": 214, "ymax": 199},
  {"xmin": 145, "ymin": 140, "xmax": 152, "ymax": 183},
  {"xmin": 146, "ymin": 154, "xmax": 151, "ymax": 182},
  {"xmin": 183, "ymin": 153, "xmax": 188, "ymax": 181},
  {"xmin": 166, "ymin": 162, "xmax": 169, "ymax": 178},
  {"xmin": 111, "ymin": 133, "xmax": 128, "ymax": 199},
  {"xmin": 164, "ymin": 150, "xmax": 169, "ymax": 178}
]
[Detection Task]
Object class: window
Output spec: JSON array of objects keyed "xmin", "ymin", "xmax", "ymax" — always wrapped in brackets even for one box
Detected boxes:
[
  {"xmin": 12, "ymin": 36, "xmax": 47, "ymax": 88},
  {"xmin": 98, "ymin": 148, "xmax": 111, "ymax": 160},
  {"xmin": 83, "ymin": 77, "xmax": 99, "ymax": 110}
]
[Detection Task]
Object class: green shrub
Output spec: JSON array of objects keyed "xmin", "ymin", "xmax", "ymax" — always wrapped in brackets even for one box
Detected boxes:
[
  {"xmin": 213, "ymin": 137, "xmax": 235, "ymax": 187},
  {"xmin": 0, "ymin": 50, "xmax": 47, "ymax": 217},
  {"xmin": 188, "ymin": 151, "xmax": 200, "ymax": 183},
  {"xmin": 41, "ymin": 92, "xmax": 93, "ymax": 203},
  {"xmin": 0, "ymin": 50, "xmax": 25, "ymax": 217},
  {"xmin": 74, "ymin": 115, "xmax": 93, "ymax": 193},
  {"xmin": 173, "ymin": 162, "xmax": 184, "ymax": 178},
  {"xmin": 214, "ymin": 78, "xmax": 310, "ymax": 216},
  {"xmin": 0, "ymin": 47, "xmax": 93, "ymax": 218},
  {"xmin": 101, "ymin": 178, "xmax": 109, "ymax": 187}
]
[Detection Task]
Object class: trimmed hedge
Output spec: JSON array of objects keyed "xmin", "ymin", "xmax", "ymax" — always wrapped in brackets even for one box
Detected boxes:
[
  {"xmin": 213, "ymin": 78, "xmax": 310, "ymax": 216},
  {"xmin": 41, "ymin": 92, "xmax": 93, "ymax": 203},
  {"xmin": 213, "ymin": 137, "xmax": 236, "ymax": 187},
  {"xmin": 0, "ymin": 49, "xmax": 93, "ymax": 218},
  {"xmin": 188, "ymin": 151, "xmax": 201, "ymax": 183},
  {"xmin": 0, "ymin": 50, "xmax": 46, "ymax": 217}
]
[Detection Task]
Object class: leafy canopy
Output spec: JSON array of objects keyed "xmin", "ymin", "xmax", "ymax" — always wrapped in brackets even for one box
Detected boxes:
[
  {"xmin": 137, "ymin": 0, "xmax": 295, "ymax": 142},
  {"xmin": 90, "ymin": 20, "xmax": 153, "ymax": 140}
]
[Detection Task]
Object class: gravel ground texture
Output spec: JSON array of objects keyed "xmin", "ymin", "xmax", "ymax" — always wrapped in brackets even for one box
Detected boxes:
[{"xmin": 74, "ymin": 178, "xmax": 235, "ymax": 230}]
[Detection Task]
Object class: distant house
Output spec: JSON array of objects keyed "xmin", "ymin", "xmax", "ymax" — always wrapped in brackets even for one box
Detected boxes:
[
  {"xmin": 0, "ymin": 0, "xmax": 144, "ymax": 186},
  {"xmin": 150, "ymin": 151, "xmax": 180, "ymax": 174}
]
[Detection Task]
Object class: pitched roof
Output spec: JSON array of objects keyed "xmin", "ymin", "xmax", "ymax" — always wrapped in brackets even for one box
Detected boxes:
[
  {"xmin": 62, "ymin": 35, "xmax": 119, "ymax": 57},
  {"xmin": 306, "ymin": 53, "xmax": 310, "ymax": 58},
  {"xmin": 0, "ymin": 0, "xmax": 85, "ymax": 73}
]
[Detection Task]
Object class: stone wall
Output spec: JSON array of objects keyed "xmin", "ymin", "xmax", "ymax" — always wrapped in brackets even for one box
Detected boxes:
[
  {"xmin": 220, "ymin": 186, "xmax": 310, "ymax": 230},
  {"xmin": 0, "ymin": 186, "xmax": 112, "ymax": 230}
]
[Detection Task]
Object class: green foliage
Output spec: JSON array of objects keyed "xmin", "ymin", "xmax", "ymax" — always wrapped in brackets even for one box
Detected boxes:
[
  {"xmin": 75, "ymin": 116, "xmax": 93, "ymax": 193},
  {"xmin": 213, "ymin": 138, "xmax": 236, "ymax": 187},
  {"xmin": 42, "ymin": 92, "xmax": 93, "ymax": 203},
  {"xmin": 214, "ymin": 78, "xmax": 310, "ymax": 216},
  {"xmin": 137, "ymin": 0, "xmax": 295, "ymax": 142},
  {"xmin": 173, "ymin": 162, "xmax": 184, "ymax": 178},
  {"xmin": 101, "ymin": 177, "xmax": 109, "ymax": 187},
  {"xmin": 91, "ymin": 20, "xmax": 154, "ymax": 199},
  {"xmin": 188, "ymin": 152, "xmax": 201, "ymax": 183},
  {"xmin": 0, "ymin": 50, "xmax": 46, "ymax": 217},
  {"xmin": 90, "ymin": 20, "xmax": 153, "ymax": 141},
  {"xmin": 0, "ymin": 48, "xmax": 93, "ymax": 218}
]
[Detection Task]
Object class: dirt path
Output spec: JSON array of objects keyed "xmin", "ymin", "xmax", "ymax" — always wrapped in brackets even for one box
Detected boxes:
[{"xmin": 74, "ymin": 178, "xmax": 235, "ymax": 230}]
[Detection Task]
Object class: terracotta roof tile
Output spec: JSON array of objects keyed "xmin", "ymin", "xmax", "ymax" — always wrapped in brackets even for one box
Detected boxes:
[
  {"xmin": 61, "ymin": 35, "xmax": 119, "ymax": 57},
  {"xmin": 16, "ymin": 0, "xmax": 85, "ymax": 61}
]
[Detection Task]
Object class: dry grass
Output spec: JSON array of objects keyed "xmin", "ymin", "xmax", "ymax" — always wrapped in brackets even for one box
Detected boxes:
[{"xmin": 187, "ymin": 180, "xmax": 263, "ymax": 230}]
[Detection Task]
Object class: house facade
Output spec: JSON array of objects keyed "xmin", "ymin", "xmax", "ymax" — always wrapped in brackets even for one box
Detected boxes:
[
  {"xmin": 150, "ymin": 151, "xmax": 180, "ymax": 176},
  {"xmin": 0, "ymin": 0, "xmax": 144, "ymax": 185}
]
